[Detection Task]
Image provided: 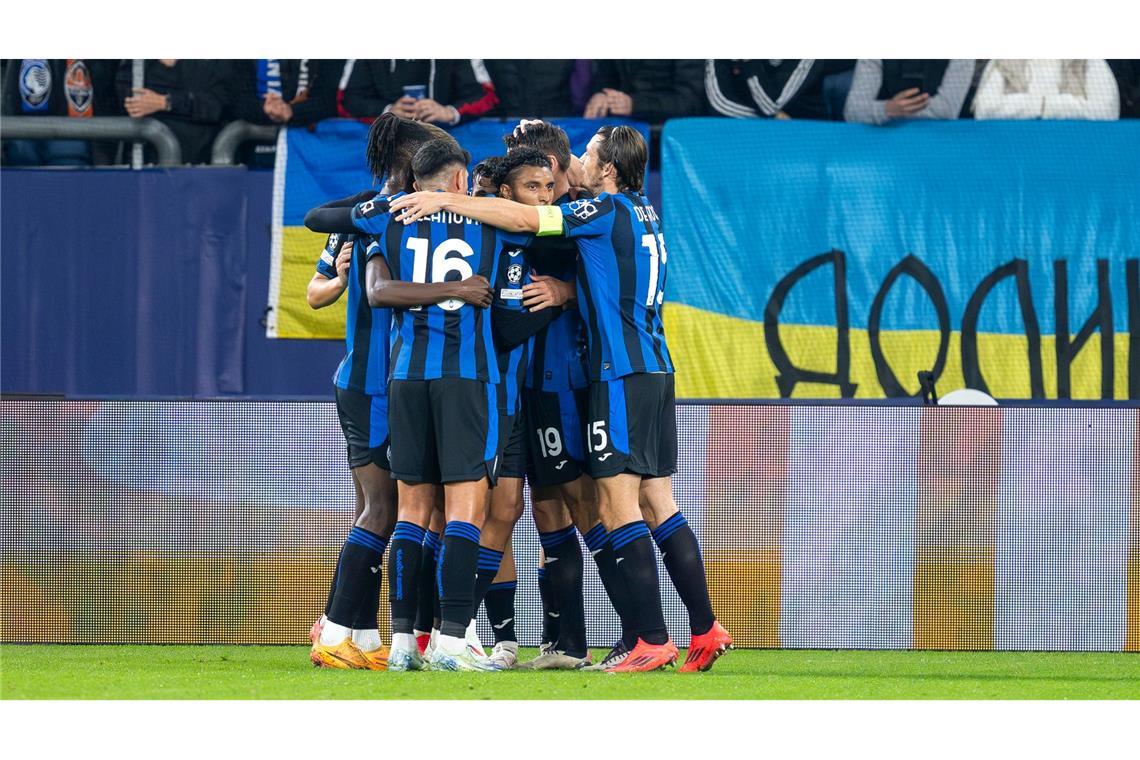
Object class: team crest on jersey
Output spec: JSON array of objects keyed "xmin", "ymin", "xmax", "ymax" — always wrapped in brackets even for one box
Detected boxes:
[
  {"xmin": 507, "ymin": 263, "xmax": 523, "ymax": 285},
  {"xmin": 64, "ymin": 61, "xmax": 93, "ymax": 114},
  {"xmin": 568, "ymin": 199, "xmax": 598, "ymax": 220}
]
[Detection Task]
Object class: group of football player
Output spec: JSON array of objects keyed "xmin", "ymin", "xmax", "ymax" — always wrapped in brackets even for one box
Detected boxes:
[{"xmin": 302, "ymin": 112, "xmax": 732, "ymax": 673}]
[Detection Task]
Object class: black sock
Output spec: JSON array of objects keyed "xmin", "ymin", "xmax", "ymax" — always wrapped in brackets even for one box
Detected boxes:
[
  {"xmin": 583, "ymin": 523, "xmax": 638, "ymax": 648},
  {"xmin": 609, "ymin": 521, "xmax": 669, "ymax": 646},
  {"xmin": 539, "ymin": 526, "xmax": 586, "ymax": 658},
  {"xmin": 387, "ymin": 521, "xmax": 425, "ymax": 635},
  {"xmin": 653, "ymin": 512, "xmax": 715, "ymax": 636},
  {"xmin": 472, "ymin": 546, "xmax": 504, "ymax": 621},
  {"xmin": 537, "ymin": 567, "xmax": 560, "ymax": 645},
  {"xmin": 438, "ymin": 521, "xmax": 481, "ymax": 638},
  {"xmin": 328, "ymin": 527, "xmax": 388, "ymax": 630},
  {"xmin": 432, "ymin": 536, "xmax": 443, "ymax": 630},
  {"xmin": 484, "ymin": 581, "xmax": 517, "ymax": 644},
  {"xmin": 354, "ymin": 528, "xmax": 390, "ymax": 630},
  {"xmin": 323, "ymin": 544, "xmax": 344, "ymax": 617},
  {"xmin": 414, "ymin": 531, "xmax": 440, "ymax": 633}
]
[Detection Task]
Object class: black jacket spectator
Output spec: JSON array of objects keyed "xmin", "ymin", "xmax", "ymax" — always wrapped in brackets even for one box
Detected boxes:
[
  {"xmin": 484, "ymin": 60, "xmax": 575, "ymax": 117},
  {"xmin": 1108, "ymin": 60, "xmax": 1140, "ymax": 118},
  {"xmin": 705, "ymin": 59, "xmax": 829, "ymax": 120},
  {"xmin": 344, "ymin": 59, "xmax": 498, "ymax": 125},
  {"xmin": 226, "ymin": 59, "xmax": 343, "ymax": 127},
  {"xmin": 115, "ymin": 59, "xmax": 228, "ymax": 164},
  {"xmin": 588, "ymin": 59, "xmax": 705, "ymax": 123}
]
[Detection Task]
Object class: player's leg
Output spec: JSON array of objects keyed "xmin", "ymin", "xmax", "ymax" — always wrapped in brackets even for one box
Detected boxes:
[
  {"xmin": 430, "ymin": 378, "xmax": 498, "ymax": 671},
  {"xmin": 587, "ymin": 375, "xmax": 677, "ymax": 672},
  {"xmin": 485, "ymin": 541, "xmax": 519, "ymax": 669},
  {"xmin": 414, "ymin": 504, "xmax": 444, "ymax": 655},
  {"xmin": 384, "ymin": 379, "xmax": 442, "ymax": 671},
  {"xmin": 639, "ymin": 475, "xmax": 732, "ymax": 672},
  {"xmin": 312, "ymin": 388, "xmax": 393, "ymax": 670},
  {"xmin": 474, "ymin": 473, "xmax": 522, "ymax": 624},
  {"xmin": 531, "ymin": 493, "xmax": 570, "ymax": 652},
  {"xmin": 313, "ymin": 472, "xmax": 364, "ymax": 645}
]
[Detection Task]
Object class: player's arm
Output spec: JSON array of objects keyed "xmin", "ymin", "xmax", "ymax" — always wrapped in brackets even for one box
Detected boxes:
[
  {"xmin": 388, "ymin": 192, "xmax": 563, "ymax": 237},
  {"xmin": 365, "ymin": 249, "xmax": 493, "ymax": 310},
  {"xmin": 307, "ymin": 238, "xmax": 354, "ymax": 309},
  {"xmin": 304, "ymin": 190, "xmax": 387, "ymax": 234},
  {"xmin": 492, "ymin": 304, "xmax": 560, "ymax": 350}
]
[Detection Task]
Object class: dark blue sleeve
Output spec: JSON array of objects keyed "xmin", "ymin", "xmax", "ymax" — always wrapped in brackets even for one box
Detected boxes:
[
  {"xmin": 559, "ymin": 194, "xmax": 617, "ymax": 238},
  {"xmin": 315, "ymin": 232, "xmax": 349, "ymax": 279},
  {"xmin": 350, "ymin": 196, "xmax": 393, "ymax": 235}
]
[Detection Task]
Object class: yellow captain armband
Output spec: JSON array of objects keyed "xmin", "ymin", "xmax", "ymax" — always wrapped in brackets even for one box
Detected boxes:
[{"xmin": 536, "ymin": 205, "xmax": 564, "ymax": 237}]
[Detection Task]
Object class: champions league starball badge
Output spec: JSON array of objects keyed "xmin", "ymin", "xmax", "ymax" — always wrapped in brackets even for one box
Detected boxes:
[{"xmin": 507, "ymin": 263, "xmax": 523, "ymax": 285}]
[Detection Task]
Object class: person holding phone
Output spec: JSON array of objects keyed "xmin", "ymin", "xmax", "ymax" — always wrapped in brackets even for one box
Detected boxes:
[{"xmin": 844, "ymin": 59, "xmax": 976, "ymax": 125}]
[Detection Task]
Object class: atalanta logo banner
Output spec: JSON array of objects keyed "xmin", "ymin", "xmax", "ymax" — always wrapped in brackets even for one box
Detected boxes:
[{"xmin": 662, "ymin": 119, "xmax": 1140, "ymax": 400}]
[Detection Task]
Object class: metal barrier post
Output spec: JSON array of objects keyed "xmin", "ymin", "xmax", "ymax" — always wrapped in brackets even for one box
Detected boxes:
[
  {"xmin": 1, "ymin": 116, "xmax": 183, "ymax": 166},
  {"xmin": 210, "ymin": 121, "xmax": 280, "ymax": 166}
]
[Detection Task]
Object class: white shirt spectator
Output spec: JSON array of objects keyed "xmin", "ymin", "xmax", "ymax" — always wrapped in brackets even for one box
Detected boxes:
[{"xmin": 973, "ymin": 59, "xmax": 1119, "ymax": 120}]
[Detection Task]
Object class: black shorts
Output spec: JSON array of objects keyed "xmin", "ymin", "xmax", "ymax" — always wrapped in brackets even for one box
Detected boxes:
[
  {"xmin": 497, "ymin": 411, "xmax": 527, "ymax": 480},
  {"xmin": 334, "ymin": 386, "xmax": 391, "ymax": 470},
  {"xmin": 388, "ymin": 378, "xmax": 499, "ymax": 485},
  {"xmin": 585, "ymin": 373, "xmax": 677, "ymax": 479},
  {"xmin": 523, "ymin": 386, "xmax": 588, "ymax": 487}
]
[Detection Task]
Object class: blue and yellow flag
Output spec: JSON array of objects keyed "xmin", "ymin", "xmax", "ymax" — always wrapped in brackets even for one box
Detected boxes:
[{"xmin": 662, "ymin": 119, "xmax": 1140, "ymax": 400}]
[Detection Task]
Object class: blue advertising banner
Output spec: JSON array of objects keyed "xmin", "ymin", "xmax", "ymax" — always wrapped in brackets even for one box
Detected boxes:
[{"xmin": 661, "ymin": 119, "xmax": 1140, "ymax": 399}]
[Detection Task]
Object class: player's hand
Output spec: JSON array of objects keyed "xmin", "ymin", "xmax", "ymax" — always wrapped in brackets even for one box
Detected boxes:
[
  {"xmin": 522, "ymin": 273, "xmax": 574, "ymax": 312},
  {"xmin": 884, "ymin": 88, "xmax": 930, "ymax": 118},
  {"xmin": 512, "ymin": 118, "xmax": 545, "ymax": 137},
  {"xmin": 389, "ymin": 96, "xmax": 418, "ymax": 118},
  {"xmin": 125, "ymin": 88, "xmax": 168, "ymax": 118},
  {"xmin": 604, "ymin": 88, "xmax": 634, "ymax": 116},
  {"xmin": 335, "ymin": 241, "xmax": 353, "ymax": 282},
  {"xmin": 566, "ymin": 154, "xmax": 588, "ymax": 191},
  {"xmin": 584, "ymin": 92, "xmax": 610, "ymax": 119},
  {"xmin": 390, "ymin": 191, "xmax": 451, "ymax": 224},
  {"xmin": 450, "ymin": 275, "xmax": 493, "ymax": 307}
]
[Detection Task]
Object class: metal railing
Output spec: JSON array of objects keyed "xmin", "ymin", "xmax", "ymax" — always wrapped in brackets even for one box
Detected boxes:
[
  {"xmin": 1, "ymin": 116, "xmax": 183, "ymax": 166},
  {"xmin": 210, "ymin": 121, "xmax": 279, "ymax": 166}
]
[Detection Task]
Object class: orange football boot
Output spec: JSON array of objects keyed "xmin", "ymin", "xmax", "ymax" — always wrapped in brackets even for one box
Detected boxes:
[
  {"xmin": 605, "ymin": 638, "xmax": 679, "ymax": 673},
  {"xmin": 678, "ymin": 621, "xmax": 733, "ymax": 673}
]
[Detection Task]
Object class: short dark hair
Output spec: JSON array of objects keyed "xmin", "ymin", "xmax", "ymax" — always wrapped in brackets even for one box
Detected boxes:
[
  {"xmin": 499, "ymin": 147, "xmax": 552, "ymax": 187},
  {"xmin": 411, "ymin": 140, "xmax": 471, "ymax": 184},
  {"xmin": 473, "ymin": 155, "xmax": 509, "ymax": 187},
  {"xmin": 503, "ymin": 121, "xmax": 571, "ymax": 172},
  {"xmin": 595, "ymin": 125, "xmax": 646, "ymax": 193}
]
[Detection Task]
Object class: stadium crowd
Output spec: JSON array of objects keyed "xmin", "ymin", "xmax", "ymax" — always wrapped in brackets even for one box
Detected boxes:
[{"xmin": 2, "ymin": 58, "xmax": 1137, "ymax": 166}]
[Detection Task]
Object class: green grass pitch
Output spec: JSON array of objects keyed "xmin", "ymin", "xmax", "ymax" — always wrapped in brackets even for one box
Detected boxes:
[{"xmin": 2, "ymin": 645, "xmax": 1138, "ymax": 699}]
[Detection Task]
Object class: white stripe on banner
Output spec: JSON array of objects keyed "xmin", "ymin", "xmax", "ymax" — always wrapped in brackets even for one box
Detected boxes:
[
  {"xmin": 995, "ymin": 408, "xmax": 1132, "ymax": 651},
  {"xmin": 780, "ymin": 407, "xmax": 919, "ymax": 648},
  {"xmin": 266, "ymin": 126, "xmax": 289, "ymax": 338}
]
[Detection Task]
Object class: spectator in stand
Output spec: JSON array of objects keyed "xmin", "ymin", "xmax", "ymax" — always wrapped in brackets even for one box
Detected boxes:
[
  {"xmin": 705, "ymin": 59, "xmax": 829, "ymax": 120},
  {"xmin": 973, "ymin": 59, "xmax": 1119, "ymax": 120},
  {"xmin": 2, "ymin": 59, "xmax": 117, "ymax": 166},
  {"xmin": 583, "ymin": 60, "xmax": 705, "ymax": 122},
  {"xmin": 1107, "ymin": 60, "xmax": 1139, "ymax": 118},
  {"xmin": 484, "ymin": 60, "xmax": 576, "ymax": 117},
  {"xmin": 821, "ymin": 60, "xmax": 856, "ymax": 120},
  {"xmin": 227, "ymin": 59, "xmax": 342, "ymax": 127},
  {"xmin": 343, "ymin": 59, "xmax": 498, "ymax": 126},
  {"xmin": 844, "ymin": 59, "xmax": 976, "ymax": 125},
  {"xmin": 115, "ymin": 59, "xmax": 228, "ymax": 164},
  {"xmin": 226, "ymin": 59, "xmax": 344, "ymax": 167}
]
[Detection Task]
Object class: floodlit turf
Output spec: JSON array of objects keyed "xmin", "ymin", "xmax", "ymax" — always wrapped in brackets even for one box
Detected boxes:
[{"xmin": 2, "ymin": 645, "xmax": 1138, "ymax": 700}]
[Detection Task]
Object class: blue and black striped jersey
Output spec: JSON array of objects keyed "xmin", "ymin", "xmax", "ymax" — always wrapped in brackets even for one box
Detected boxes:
[
  {"xmin": 491, "ymin": 243, "xmax": 533, "ymax": 416},
  {"xmin": 559, "ymin": 192, "xmax": 673, "ymax": 380},
  {"xmin": 352, "ymin": 192, "xmax": 532, "ymax": 384},
  {"xmin": 524, "ymin": 195, "xmax": 589, "ymax": 392},
  {"xmin": 315, "ymin": 231, "xmax": 392, "ymax": 395}
]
